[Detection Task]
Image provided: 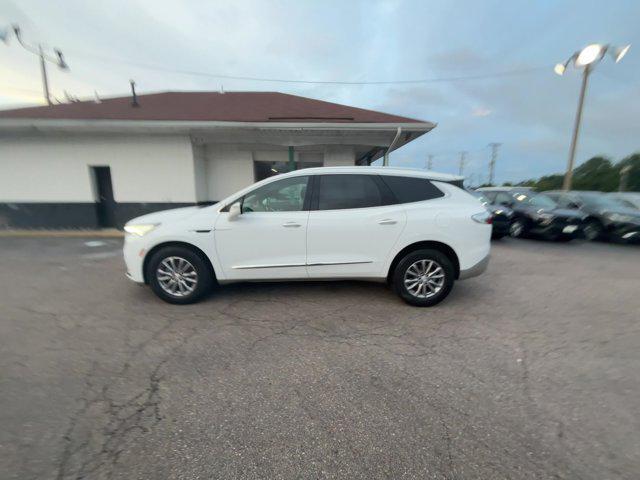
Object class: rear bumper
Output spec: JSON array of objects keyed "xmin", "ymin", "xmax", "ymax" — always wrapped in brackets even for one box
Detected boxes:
[{"xmin": 459, "ymin": 253, "xmax": 490, "ymax": 280}]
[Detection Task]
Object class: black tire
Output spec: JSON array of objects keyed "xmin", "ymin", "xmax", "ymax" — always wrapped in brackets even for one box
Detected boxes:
[
  {"xmin": 147, "ymin": 246, "xmax": 214, "ymax": 304},
  {"xmin": 583, "ymin": 219, "xmax": 604, "ymax": 241},
  {"xmin": 392, "ymin": 249, "xmax": 455, "ymax": 307},
  {"xmin": 492, "ymin": 232, "xmax": 506, "ymax": 240},
  {"xmin": 509, "ymin": 218, "xmax": 526, "ymax": 238}
]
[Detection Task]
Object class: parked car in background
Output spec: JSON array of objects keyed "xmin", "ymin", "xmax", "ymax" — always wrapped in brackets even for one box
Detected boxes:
[
  {"xmin": 470, "ymin": 190, "xmax": 513, "ymax": 239},
  {"xmin": 123, "ymin": 167, "xmax": 492, "ymax": 307},
  {"xmin": 606, "ymin": 192, "xmax": 640, "ymax": 210},
  {"xmin": 544, "ymin": 190, "xmax": 640, "ymax": 243},
  {"xmin": 477, "ymin": 187, "xmax": 585, "ymax": 241}
]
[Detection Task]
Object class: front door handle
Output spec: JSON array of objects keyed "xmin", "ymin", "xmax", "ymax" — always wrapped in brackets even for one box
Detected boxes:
[
  {"xmin": 283, "ymin": 222, "xmax": 301, "ymax": 228},
  {"xmin": 378, "ymin": 219, "xmax": 397, "ymax": 225}
]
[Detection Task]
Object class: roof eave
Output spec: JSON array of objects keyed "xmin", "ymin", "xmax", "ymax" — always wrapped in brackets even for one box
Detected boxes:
[{"xmin": 0, "ymin": 118, "xmax": 436, "ymax": 135}]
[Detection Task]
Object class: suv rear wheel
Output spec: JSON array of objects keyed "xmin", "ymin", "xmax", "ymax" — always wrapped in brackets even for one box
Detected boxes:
[
  {"xmin": 147, "ymin": 246, "xmax": 213, "ymax": 304},
  {"xmin": 393, "ymin": 249, "xmax": 455, "ymax": 307}
]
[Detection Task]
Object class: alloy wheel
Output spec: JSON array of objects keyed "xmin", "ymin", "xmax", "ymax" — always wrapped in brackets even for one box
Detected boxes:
[
  {"xmin": 510, "ymin": 220, "xmax": 524, "ymax": 238},
  {"xmin": 403, "ymin": 259, "xmax": 445, "ymax": 299},
  {"xmin": 156, "ymin": 256, "xmax": 199, "ymax": 297}
]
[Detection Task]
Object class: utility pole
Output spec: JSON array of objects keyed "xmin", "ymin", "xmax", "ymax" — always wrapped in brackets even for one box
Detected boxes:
[
  {"xmin": 488, "ymin": 143, "xmax": 501, "ymax": 185},
  {"xmin": 619, "ymin": 165, "xmax": 631, "ymax": 192},
  {"xmin": 427, "ymin": 154, "xmax": 433, "ymax": 170},
  {"xmin": 2, "ymin": 24, "xmax": 69, "ymax": 105},
  {"xmin": 458, "ymin": 151, "xmax": 467, "ymax": 176}
]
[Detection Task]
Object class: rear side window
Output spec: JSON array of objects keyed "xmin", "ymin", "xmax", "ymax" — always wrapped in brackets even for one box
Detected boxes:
[
  {"xmin": 381, "ymin": 176, "xmax": 444, "ymax": 204},
  {"xmin": 317, "ymin": 174, "xmax": 383, "ymax": 210}
]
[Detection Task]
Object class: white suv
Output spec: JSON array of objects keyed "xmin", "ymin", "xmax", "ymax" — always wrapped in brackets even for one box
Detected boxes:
[{"xmin": 123, "ymin": 167, "xmax": 491, "ymax": 307}]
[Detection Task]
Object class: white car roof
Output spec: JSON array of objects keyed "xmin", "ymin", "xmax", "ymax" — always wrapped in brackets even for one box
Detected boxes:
[
  {"xmin": 476, "ymin": 186, "xmax": 534, "ymax": 191},
  {"xmin": 280, "ymin": 166, "xmax": 464, "ymax": 182}
]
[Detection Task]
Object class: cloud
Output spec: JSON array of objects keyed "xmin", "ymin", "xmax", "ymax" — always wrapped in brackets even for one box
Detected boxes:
[{"xmin": 471, "ymin": 107, "xmax": 492, "ymax": 117}]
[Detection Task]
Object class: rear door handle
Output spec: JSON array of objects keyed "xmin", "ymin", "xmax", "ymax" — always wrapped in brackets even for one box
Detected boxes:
[
  {"xmin": 378, "ymin": 219, "xmax": 397, "ymax": 225},
  {"xmin": 283, "ymin": 222, "xmax": 301, "ymax": 228}
]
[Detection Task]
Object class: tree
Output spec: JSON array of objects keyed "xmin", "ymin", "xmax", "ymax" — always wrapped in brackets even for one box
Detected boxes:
[
  {"xmin": 498, "ymin": 153, "xmax": 640, "ymax": 192},
  {"xmin": 571, "ymin": 156, "xmax": 617, "ymax": 191},
  {"xmin": 616, "ymin": 153, "xmax": 640, "ymax": 191}
]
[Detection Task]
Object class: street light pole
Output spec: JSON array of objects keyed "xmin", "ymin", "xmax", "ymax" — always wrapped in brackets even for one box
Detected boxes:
[
  {"xmin": 555, "ymin": 43, "xmax": 630, "ymax": 191},
  {"xmin": 563, "ymin": 64, "xmax": 591, "ymax": 191}
]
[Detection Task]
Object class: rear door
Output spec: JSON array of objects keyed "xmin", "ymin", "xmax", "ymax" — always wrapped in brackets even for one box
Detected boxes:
[{"xmin": 306, "ymin": 174, "xmax": 406, "ymax": 278}]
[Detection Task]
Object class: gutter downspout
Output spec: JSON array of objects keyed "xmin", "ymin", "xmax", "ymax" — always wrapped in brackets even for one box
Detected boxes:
[{"xmin": 383, "ymin": 127, "xmax": 402, "ymax": 166}]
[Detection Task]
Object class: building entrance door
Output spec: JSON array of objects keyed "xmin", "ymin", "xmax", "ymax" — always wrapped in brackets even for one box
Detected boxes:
[{"xmin": 92, "ymin": 166, "xmax": 117, "ymax": 228}]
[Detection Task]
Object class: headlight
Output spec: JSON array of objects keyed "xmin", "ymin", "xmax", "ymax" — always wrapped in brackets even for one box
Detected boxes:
[{"xmin": 124, "ymin": 223, "xmax": 159, "ymax": 236}]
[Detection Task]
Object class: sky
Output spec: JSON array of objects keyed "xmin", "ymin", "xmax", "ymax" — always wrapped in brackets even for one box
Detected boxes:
[{"xmin": 0, "ymin": 0, "xmax": 638, "ymax": 184}]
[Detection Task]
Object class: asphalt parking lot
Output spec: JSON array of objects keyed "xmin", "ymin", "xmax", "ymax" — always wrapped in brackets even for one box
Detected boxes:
[{"xmin": 1, "ymin": 237, "xmax": 639, "ymax": 479}]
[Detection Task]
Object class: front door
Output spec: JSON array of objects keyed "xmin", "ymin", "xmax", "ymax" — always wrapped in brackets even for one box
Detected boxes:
[
  {"xmin": 92, "ymin": 166, "xmax": 116, "ymax": 228},
  {"xmin": 214, "ymin": 175, "xmax": 310, "ymax": 280},
  {"xmin": 306, "ymin": 174, "xmax": 406, "ymax": 278}
]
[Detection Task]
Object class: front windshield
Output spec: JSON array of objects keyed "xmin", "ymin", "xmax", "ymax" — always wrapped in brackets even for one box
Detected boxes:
[
  {"xmin": 578, "ymin": 193, "xmax": 628, "ymax": 210},
  {"xmin": 513, "ymin": 192, "xmax": 557, "ymax": 209}
]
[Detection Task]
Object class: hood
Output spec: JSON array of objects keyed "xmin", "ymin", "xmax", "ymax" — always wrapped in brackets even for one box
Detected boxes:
[
  {"xmin": 599, "ymin": 208, "xmax": 640, "ymax": 223},
  {"xmin": 550, "ymin": 208, "xmax": 586, "ymax": 220},
  {"xmin": 125, "ymin": 206, "xmax": 204, "ymax": 226},
  {"xmin": 598, "ymin": 206, "xmax": 640, "ymax": 217}
]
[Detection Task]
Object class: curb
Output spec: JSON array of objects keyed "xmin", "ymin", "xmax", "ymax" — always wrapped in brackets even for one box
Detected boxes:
[{"xmin": 0, "ymin": 229, "xmax": 124, "ymax": 238}]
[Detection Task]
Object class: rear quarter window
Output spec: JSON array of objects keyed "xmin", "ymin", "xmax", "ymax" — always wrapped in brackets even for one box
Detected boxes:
[{"xmin": 380, "ymin": 176, "xmax": 445, "ymax": 204}]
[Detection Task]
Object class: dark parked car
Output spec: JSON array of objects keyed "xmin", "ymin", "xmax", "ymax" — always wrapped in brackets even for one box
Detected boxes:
[
  {"xmin": 544, "ymin": 190, "xmax": 640, "ymax": 243},
  {"xmin": 476, "ymin": 187, "xmax": 585, "ymax": 241},
  {"xmin": 470, "ymin": 191, "xmax": 513, "ymax": 239}
]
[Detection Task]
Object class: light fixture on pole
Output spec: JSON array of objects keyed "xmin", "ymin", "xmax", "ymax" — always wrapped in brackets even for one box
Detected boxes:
[
  {"xmin": 1, "ymin": 24, "xmax": 70, "ymax": 105},
  {"xmin": 555, "ymin": 43, "xmax": 630, "ymax": 191}
]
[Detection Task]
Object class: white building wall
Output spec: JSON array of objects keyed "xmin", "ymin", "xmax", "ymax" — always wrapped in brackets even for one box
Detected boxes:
[
  {"xmin": 323, "ymin": 146, "xmax": 356, "ymax": 166},
  {"xmin": 192, "ymin": 144, "xmax": 209, "ymax": 202},
  {"xmin": 0, "ymin": 135, "xmax": 196, "ymax": 203},
  {"xmin": 204, "ymin": 146, "xmax": 254, "ymax": 201}
]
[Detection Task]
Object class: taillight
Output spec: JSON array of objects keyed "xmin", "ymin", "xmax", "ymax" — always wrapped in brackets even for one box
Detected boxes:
[{"xmin": 472, "ymin": 211, "xmax": 492, "ymax": 224}]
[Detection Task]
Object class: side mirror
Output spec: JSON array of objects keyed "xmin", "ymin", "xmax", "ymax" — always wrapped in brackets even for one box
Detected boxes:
[
  {"xmin": 566, "ymin": 202, "xmax": 580, "ymax": 209},
  {"xmin": 228, "ymin": 202, "xmax": 241, "ymax": 221}
]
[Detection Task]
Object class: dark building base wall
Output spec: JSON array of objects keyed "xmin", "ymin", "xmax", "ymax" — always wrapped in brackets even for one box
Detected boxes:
[{"xmin": 0, "ymin": 202, "xmax": 216, "ymax": 229}]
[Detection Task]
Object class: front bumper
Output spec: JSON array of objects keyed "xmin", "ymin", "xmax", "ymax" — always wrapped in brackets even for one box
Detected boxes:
[
  {"xmin": 459, "ymin": 253, "xmax": 490, "ymax": 280},
  {"xmin": 530, "ymin": 218, "xmax": 583, "ymax": 238},
  {"xmin": 123, "ymin": 234, "xmax": 146, "ymax": 283},
  {"xmin": 608, "ymin": 222, "xmax": 640, "ymax": 243}
]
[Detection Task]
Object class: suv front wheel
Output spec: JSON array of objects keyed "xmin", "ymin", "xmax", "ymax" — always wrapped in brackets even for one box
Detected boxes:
[
  {"xmin": 147, "ymin": 246, "xmax": 214, "ymax": 304},
  {"xmin": 393, "ymin": 249, "xmax": 455, "ymax": 307}
]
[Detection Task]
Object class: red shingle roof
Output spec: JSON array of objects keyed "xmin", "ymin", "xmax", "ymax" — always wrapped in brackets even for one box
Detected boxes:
[{"xmin": 0, "ymin": 91, "xmax": 425, "ymax": 124}]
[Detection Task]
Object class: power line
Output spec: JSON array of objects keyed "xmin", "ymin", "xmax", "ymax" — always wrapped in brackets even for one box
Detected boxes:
[{"xmin": 64, "ymin": 48, "xmax": 550, "ymax": 86}]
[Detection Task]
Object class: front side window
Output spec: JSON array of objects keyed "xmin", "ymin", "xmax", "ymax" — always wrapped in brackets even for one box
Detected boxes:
[
  {"xmin": 242, "ymin": 176, "xmax": 309, "ymax": 212},
  {"xmin": 381, "ymin": 176, "xmax": 444, "ymax": 204},
  {"xmin": 318, "ymin": 174, "xmax": 383, "ymax": 210}
]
